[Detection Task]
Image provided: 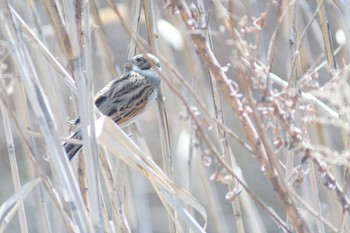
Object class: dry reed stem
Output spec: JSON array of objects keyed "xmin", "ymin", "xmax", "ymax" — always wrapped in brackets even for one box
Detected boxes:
[
  {"xmin": 168, "ymin": 0, "xmax": 313, "ymax": 232},
  {"xmin": 316, "ymin": 0, "xmax": 336, "ymax": 71},
  {"xmin": 1, "ymin": 0, "xmax": 350, "ymax": 232}
]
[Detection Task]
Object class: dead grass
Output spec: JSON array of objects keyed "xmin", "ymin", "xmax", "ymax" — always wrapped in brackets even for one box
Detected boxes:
[{"xmin": 0, "ymin": 0, "xmax": 349, "ymax": 232}]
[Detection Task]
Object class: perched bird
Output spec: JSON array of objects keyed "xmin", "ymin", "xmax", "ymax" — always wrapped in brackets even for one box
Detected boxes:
[{"xmin": 64, "ymin": 53, "xmax": 161, "ymax": 160}]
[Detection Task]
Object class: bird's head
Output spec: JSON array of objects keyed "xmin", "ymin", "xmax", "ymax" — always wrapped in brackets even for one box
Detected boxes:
[{"xmin": 123, "ymin": 53, "xmax": 161, "ymax": 73}]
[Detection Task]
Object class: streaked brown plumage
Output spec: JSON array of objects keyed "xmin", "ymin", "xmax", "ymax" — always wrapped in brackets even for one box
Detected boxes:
[{"xmin": 64, "ymin": 53, "xmax": 161, "ymax": 159}]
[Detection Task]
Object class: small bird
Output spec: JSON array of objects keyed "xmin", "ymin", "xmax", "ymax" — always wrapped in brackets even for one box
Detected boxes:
[{"xmin": 64, "ymin": 53, "xmax": 161, "ymax": 160}]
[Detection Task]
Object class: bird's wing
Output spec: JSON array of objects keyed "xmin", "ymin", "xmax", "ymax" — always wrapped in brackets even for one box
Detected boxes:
[
  {"xmin": 108, "ymin": 97, "xmax": 149, "ymax": 126},
  {"xmin": 94, "ymin": 71, "xmax": 155, "ymax": 126}
]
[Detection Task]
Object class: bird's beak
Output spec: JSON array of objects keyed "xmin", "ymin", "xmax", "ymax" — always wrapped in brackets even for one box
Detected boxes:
[{"xmin": 123, "ymin": 59, "xmax": 133, "ymax": 72}]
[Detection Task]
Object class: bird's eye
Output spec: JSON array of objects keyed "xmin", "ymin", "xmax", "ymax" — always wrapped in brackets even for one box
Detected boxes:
[{"xmin": 136, "ymin": 57, "xmax": 142, "ymax": 62}]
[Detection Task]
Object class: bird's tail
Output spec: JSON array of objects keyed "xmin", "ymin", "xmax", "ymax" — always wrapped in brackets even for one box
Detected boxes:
[{"xmin": 63, "ymin": 129, "xmax": 82, "ymax": 160}]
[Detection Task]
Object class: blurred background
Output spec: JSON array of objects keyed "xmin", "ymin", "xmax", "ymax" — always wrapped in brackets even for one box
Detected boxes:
[{"xmin": 0, "ymin": 0, "xmax": 350, "ymax": 233}]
